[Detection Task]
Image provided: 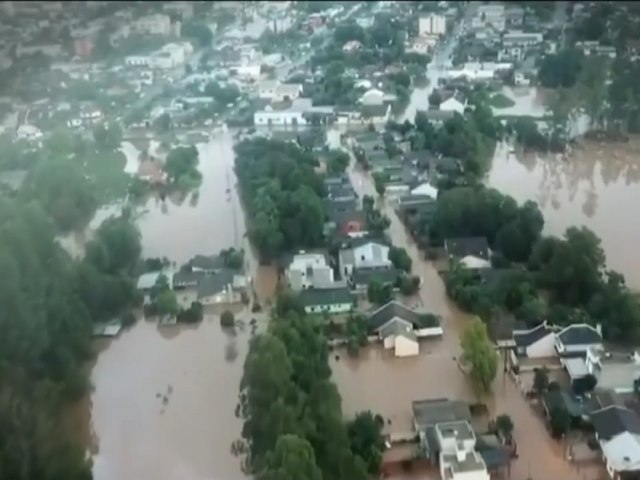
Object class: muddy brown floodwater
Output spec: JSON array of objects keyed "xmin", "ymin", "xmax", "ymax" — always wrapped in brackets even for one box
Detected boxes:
[
  {"xmin": 334, "ymin": 155, "xmax": 606, "ymax": 480},
  {"xmin": 83, "ymin": 131, "xmax": 276, "ymax": 480},
  {"xmin": 488, "ymin": 139, "xmax": 640, "ymax": 288}
]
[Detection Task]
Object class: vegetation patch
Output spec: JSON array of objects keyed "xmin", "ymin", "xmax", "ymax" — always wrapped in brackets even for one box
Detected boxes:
[{"xmin": 488, "ymin": 93, "xmax": 516, "ymax": 109}]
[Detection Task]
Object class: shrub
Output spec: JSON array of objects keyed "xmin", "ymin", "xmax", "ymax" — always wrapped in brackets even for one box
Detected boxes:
[{"xmin": 220, "ymin": 310, "xmax": 235, "ymax": 328}]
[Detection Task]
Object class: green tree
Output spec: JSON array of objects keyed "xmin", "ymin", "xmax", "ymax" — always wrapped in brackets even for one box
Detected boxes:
[
  {"xmin": 533, "ymin": 366, "xmax": 550, "ymax": 395},
  {"xmin": 537, "ymin": 49, "xmax": 585, "ymax": 89},
  {"xmin": 460, "ymin": 317, "xmax": 498, "ymax": 394},
  {"xmin": 182, "ymin": 21, "xmax": 214, "ymax": 48},
  {"xmin": 325, "ymin": 150, "xmax": 350, "ymax": 174},
  {"xmin": 260, "ymin": 435, "xmax": 323, "ymax": 480},
  {"xmin": 388, "ymin": 246, "xmax": 412, "ymax": 272},
  {"xmin": 221, "ymin": 309, "xmax": 235, "ymax": 328},
  {"xmin": 347, "ymin": 411, "xmax": 385, "ymax": 474},
  {"xmin": 549, "ymin": 406, "xmax": 570, "ymax": 438},
  {"xmin": 373, "ymin": 173, "xmax": 386, "ymax": 196},
  {"xmin": 495, "ymin": 414, "xmax": 514, "ymax": 441},
  {"xmin": 345, "ymin": 314, "xmax": 369, "ymax": 355},
  {"xmin": 367, "ymin": 280, "xmax": 392, "ymax": 305},
  {"xmin": 93, "ymin": 122, "xmax": 123, "ymax": 152}
]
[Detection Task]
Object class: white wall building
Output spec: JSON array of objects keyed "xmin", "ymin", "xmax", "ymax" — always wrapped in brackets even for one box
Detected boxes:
[
  {"xmin": 15, "ymin": 124, "xmax": 43, "ymax": 142},
  {"xmin": 258, "ymin": 81, "xmax": 303, "ymax": 102},
  {"xmin": 419, "ymin": 13, "xmax": 446, "ymax": 36},
  {"xmin": 339, "ymin": 241, "xmax": 391, "ymax": 277},
  {"xmin": 135, "ymin": 14, "xmax": 173, "ymax": 36},
  {"xmin": 437, "ymin": 421, "xmax": 490, "ymax": 480},
  {"xmin": 474, "ymin": 4, "xmax": 506, "ymax": 32},
  {"xmin": 287, "ymin": 252, "xmax": 334, "ymax": 291},
  {"xmin": 360, "ymin": 88, "xmax": 385, "ymax": 106}
]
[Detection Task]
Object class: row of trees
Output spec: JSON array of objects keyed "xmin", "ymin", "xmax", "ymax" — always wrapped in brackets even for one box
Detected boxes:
[
  {"xmin": 237, "ymin": 299, "xmax": 385, "ymax": 480},
  {"xmin": 440, "ymin": 187, "xmax": 640, "ymax": 342},
  {"xmin": 234, "ymin": 138, "xmax": 326, "ymax": 260},
  {"xmin": 0, "ymin": 199, "xmax": 142, "ymax": 478}
]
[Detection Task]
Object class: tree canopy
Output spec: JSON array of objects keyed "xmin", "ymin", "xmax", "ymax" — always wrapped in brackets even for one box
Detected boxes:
[
  {"xmin": 460, "ymin": 317, "xmax": 498, "ymax": 394},
  {"xmin": 238, "ymin": 297, "xmax": 381, "ymax": 480},
  {"xmin": 234, "ymin": 138, "xmax": 325, "ymax": 260}
]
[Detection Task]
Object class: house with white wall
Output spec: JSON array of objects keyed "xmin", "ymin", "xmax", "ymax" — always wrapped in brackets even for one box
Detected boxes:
[
  {"xmin": 339, "ymin": 240, "xmax": 391, "ymax": 278},
  {"xmin": 258, "ymin": 81, "xmax": 303, "ymax": 102},
  {"xmin": 513, "ymin": 322, "xmax": 556, "ymax": 359},
  {"xmin": 591, "ymin": 406, "xmax": 640, "ymax": 480},
  {"xmin": 439, "ymin": 91, "xmax": 467, "ymax": 115},
  {"xmin": 419, "ymin": 13, "xmax": 446, "ymax": 36},
  {"xmin": 135, "ymin": 13, "xmax": 173, "ymax": 36},
  {"xmin": 299, "ymin": 287, "xmax": 355, "ymax": 314},
  {"xmin": 555, "ymin": 323, "xmax": 603, "ymax": 357},
  {"xmin": 287, "ymin": 252, "xmax": 334, "ymax": 291}
]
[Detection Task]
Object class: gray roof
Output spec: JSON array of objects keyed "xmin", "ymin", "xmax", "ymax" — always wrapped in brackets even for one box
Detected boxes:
[
  {"xmin": 513, "ymin": 322, "xmax": 553, "ymax": 348},
  {"xmin": 378, "ymin": 318, "xmax": 417, "ymax": 342},
  {"xmin": 591, "ymin": 406, "xmax": 640, "ymax": 441},
  {"xmin": 173, "ymin": 270, "xmax": 206, "ymax": 287},
  {"xmin": 557, "ymin": 324, "xmax": 602, "ymax": 346},
  {"xmin": 369, "ymin": 300, "xmax": 439, "ymax": 331},
  {"xmin": 352, "ymin": 266, "xmax": 401, "ymax": 287},
  {"xmin": 360, "ymin": 103, "xmax": 389, "ymax": 118},
  {"xmin": 196, "ymin": 269, "xmax": 235, "ymax": 299},
  {"xmin": 412, "ymin": 398, "xmax": 471, "ymax": 431},
  {"xmin": 444, "ymin": 237, "xmax": 490, "ymax": 261},
  {"xmin": 299, "ymin": 287, "xmax": 354, "ymax": 308}
]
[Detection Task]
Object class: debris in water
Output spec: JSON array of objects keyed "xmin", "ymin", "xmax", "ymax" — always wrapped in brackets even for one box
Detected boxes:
[
  {"xmin": 162, "ymin": 395, "xmax": 169, "ymax": 406},
  {"xmin": 156, "ymin": 393, "xmax": 161, "ymax": 398},
  {"xmin": 167, "ymin": 385, "xmax": 173, "ymax": 395}
]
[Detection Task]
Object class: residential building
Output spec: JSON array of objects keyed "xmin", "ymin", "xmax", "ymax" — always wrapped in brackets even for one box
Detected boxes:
[
  {"xmin": 488, "ymin": 316, "xmax": 527, "ymax": 349},
  {"xmin": 437, "ymin": 422, "xmax": 490, "ymax": 480},
  {"xmin": 407, "ymin": 35, "xmax": 439, "ymax": 55},
  {"xmin": 444, "ymin": 237, "xmax": 491, "ymax": 269},
  {"xmin": 502, "ymin": 31, "xmax": 543, "ymax": 48},
  {"xmin": 419, "ymin": 13, "xmax": 446, "ymax": 36},
  {"xmin": 342, "ymin": 40, "xmax": 363, "ymax": 53},
  {"xmin": 258, "ymin": 81, "xmax": 303, "ymax": 102},
  {"xmin": 446, "ymin": 62, "xmax": 513, "ymax": 81},
  {"xmin": 564, "ymin": 346, "xmax": 640, "ymax": 394},
  {"xmin": 360, "ymin": 104, "xmax": 391, "ymax": 125},
  {"xmin": 254, "ymin": 98, "xmax": 335, "ymax": 127},
  {"xmin": 369, "ymin": 301, "xmax": 442, "ymax": 356},
  {"xmin": 351, "ymin": 266, "xmax": 401, "ymax": 292},
  {"xmin": 188, "ymin": 254, "xmax": 226, "ymax": 274},
  {"xmin": 473, "ymin": 4, "xmax": 506, "ymax": 32},
  {"xmin": 197, "ymin": 269, "xmax": 244, "ymax": 305},
  {"xmin": 439, "ymin": 90, "xmax": 467, "ymax": 115},
  {"xmin": 135, "ymin": 13, "xmax": 173, "ymax": 36},
  {"xmin": 16, "ymin": 43, "xmax": 63, "ymax": 58},
  {"xmin": 360, "ymin": 88, "xmax": 385, "ymax": 106},
  {"xmin": 299, "ymin": 287, "xmax": 355, "ymax": 314},
  {"xmin": 505, "ymin": 5, "xmax": 525, "ymax": 26},
  {"xmin": 164, "ymin": 2, "xmax": 194, "ymax": 20},
  {"xmin": 287, "ymin": 252, "xmax": 335, "ymax": 291},
  {"xmin": 15, "ymin": 124, "xmax": 43, "ymax": 142},
  {"xmin": 410, "ymin": 183, "xmax": 438, "ymax": 200},
  {"xmin": 591, "ymin": 405, "xmax": 640, "ymax": 479},
  {"xmin": 555, "ymin": 323, "xmax": 603, "ymax": 357},
  {"xmin": 339, "ymin": 240, "xmax": 391, "ymax": 278},
  {"xmin": 513, "ymin": 322, "xmax": 556, "ymax": 358}
]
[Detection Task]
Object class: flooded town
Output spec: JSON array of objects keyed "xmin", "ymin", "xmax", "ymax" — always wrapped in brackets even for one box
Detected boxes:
[{"xmin": 1, "ymin": 2, "xmax": 640, "ymax": 480}]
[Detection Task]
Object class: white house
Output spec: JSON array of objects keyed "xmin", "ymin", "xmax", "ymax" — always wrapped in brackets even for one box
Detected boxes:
[
  {"xmin": 15, "ymin": 124, "xmax": 43, "ymax": 142},
  {"xmin": 591, "ymin": 406, "xmax": 640, "ymax": 480},
  {"xmin": 555, "ymin": 323, "xmax": 603, "ymax": 357},
  {"xmin": 339, "ymin": 241, "xmax": 391, "ymax": 277},
  {"xmin": 513, "ymin": 322, "xmax": 556, "ymax": 358},
  {"xmin": 502, "ymin": 31, "xmax": 543, "ymax": 48},
  {"xmin": 407, "ymin": 35, "xmax": 439, "ymax": 55},
  {"xmin": 342, "ymin": 40, "xmax": 363, "ymax": 53},
  {"xmin": 411, "ymin": 183, "xmax": 438, "ymax": 200},
  {"xmin": 259, "ymin": 81, "xmax": 303, "ymax": 102},
  {"xmin": 446, "ymin": 62, "xmax": 513, "ymax": 81},
  {"xmin": 369, "ymin": 301, "xmax": 443, "ymax": 357},
  {"xmin": 379, "ymin": 319, "xmax": 420, "ymax": 357},
  {"xmin": 419, "ymin": 13, "xmax": 446, "ymax": 36},
  {"xmin": 439, "ymin": 91, "xmax": 467, "ymax": 115},
  {"xmin": 473, "ymin": 4, "xmax": 506, "ymax": 32},
  {"xmin": 234, "ymin": 64, "xmax": 262, "ymax": 81},
  {"xmin": 287, "ymin": 252, "xmax": 334, "ymax": 291},
  {"xmin": 437, "ymin": 421, "xmax": 490, "ymax": 480},
  {"xmin": 360, "ymin": 88, "xmax": 385, "ymax": 106},
  {"xmin": 583, "ymin": 346, "xmax": 640, "ymax": 394}
]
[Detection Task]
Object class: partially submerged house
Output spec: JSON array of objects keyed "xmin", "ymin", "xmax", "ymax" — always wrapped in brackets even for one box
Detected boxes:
[
  {"xmin": 286, "ymin": 251, "xmax": 335, "ymax": 290},
  {"xmin": 444, "ymin": 237, "xmax": 491, "ymax": 269},
  {"xmin": 368, "ymin": 301, "xmax": 443, "ymax": 357},
  {"xmin": 555, "ymin": 323, "xmax": 603, "ymax": 358},
  {"xmin": 565, "ymin": 346, "xmax": 640, "ymax": 394},
  {"xmin": 299, "ymin": 286, "xmax": 355, "ymax": 314},
  {"xmin": 339, "ymin": 239, "xmax": 392, "ymax": 278},
  {"xmin": 513, "ymin": 322, "xmax": 555, "ymax": 359},
  {"xmin": 351, "ymin": 266, "xmax": 402, "ymax": 292},
  {"xmin": 591, "ymin": 405, "xmax": 640, "ymax": 480}
]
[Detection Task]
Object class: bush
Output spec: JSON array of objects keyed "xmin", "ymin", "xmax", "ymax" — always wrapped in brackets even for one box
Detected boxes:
[
  {"xmin": 220, "ymin": 310, "xmax": 235, "ymax": 328},
  {"xmin": 121, "ymin": 311, "xmax": 137, "ymax": 327}
]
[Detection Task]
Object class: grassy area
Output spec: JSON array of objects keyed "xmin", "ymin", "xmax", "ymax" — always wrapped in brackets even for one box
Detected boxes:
[
  {"xmin": 489, "ymin": 93, "xmax": 516, "ymax": 109},
  {"xmin": 82, "ymin": 151, "xmax": 131, "ymax": 204}
]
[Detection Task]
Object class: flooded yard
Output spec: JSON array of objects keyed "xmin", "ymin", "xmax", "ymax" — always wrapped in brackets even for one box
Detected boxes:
[{"xmin": 487, "ymin": 139, "xmax": 640, "ymax": 288}]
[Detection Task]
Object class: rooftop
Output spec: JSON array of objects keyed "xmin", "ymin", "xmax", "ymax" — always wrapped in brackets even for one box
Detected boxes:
[
  {"xmin": 557, "ymin": 324, "xmax": 602, "ymax": 346},
  {"xmin": 444, "ymin": 237, "xmax": 490, "ymax": 261},
  {"xmin": 412, "ymin": 398, "xmax": 471, "ymax": 431},
  {"xmin": 299, "ymin": 287, "xmax": 354, "ymax": 308},
  {"xmin": 591, "ymin": 405, "xmax": 640, "ymax": 441},
  {"xmin": 369, "ymin": 300, "xmax": 440, "ymax": 331},
  {"xmin": 514, "ymin": 322, "xmax": 553, "ymax": 348}
]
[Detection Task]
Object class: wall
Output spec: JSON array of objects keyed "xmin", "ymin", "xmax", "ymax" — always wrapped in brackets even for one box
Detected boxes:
[
  {"xmin": 416, "ymin": 326, "xmax": 444, "ymax": 338},
  {"xmin": 305, "ymin": 303, "xmax": 353, "ymax": 314},
  {"xmin": 526, "ymin": 334, "xmax": 556, "ymax": 358},
  {"xmin": 395, "ymin": 336, "xmax": 419, "ymax": 357},
  {"xmin": 254, "ymin": 111, "xmax": 306, "ymax": 126}
]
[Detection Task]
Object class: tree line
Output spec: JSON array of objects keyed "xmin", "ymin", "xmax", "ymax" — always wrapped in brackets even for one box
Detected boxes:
[
  {"xmin": 435, "ymin": 185, "xmax": 640, "ymax": 344},
  {"xmin": 0, "ymin": 198, "xmax": 142, "ymax": 478},
  {"xmin": 234, "ymin": 138, "xmax": 326, "ymax": 260},
  {"xmin": 236, "ymin": 296, "xmax": 385, "ymax": 480}
]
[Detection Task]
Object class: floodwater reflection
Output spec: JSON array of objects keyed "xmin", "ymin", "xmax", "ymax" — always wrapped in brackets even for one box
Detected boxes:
[{"xmin": 487, "ymin": 139, "xmax": 640, "ymax": 287}]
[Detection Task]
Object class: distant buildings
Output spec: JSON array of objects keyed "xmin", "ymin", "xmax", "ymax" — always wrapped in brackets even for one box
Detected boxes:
[{"xmin": 419, "ymin": 13, "xmax": 446, "ymax": 36}]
